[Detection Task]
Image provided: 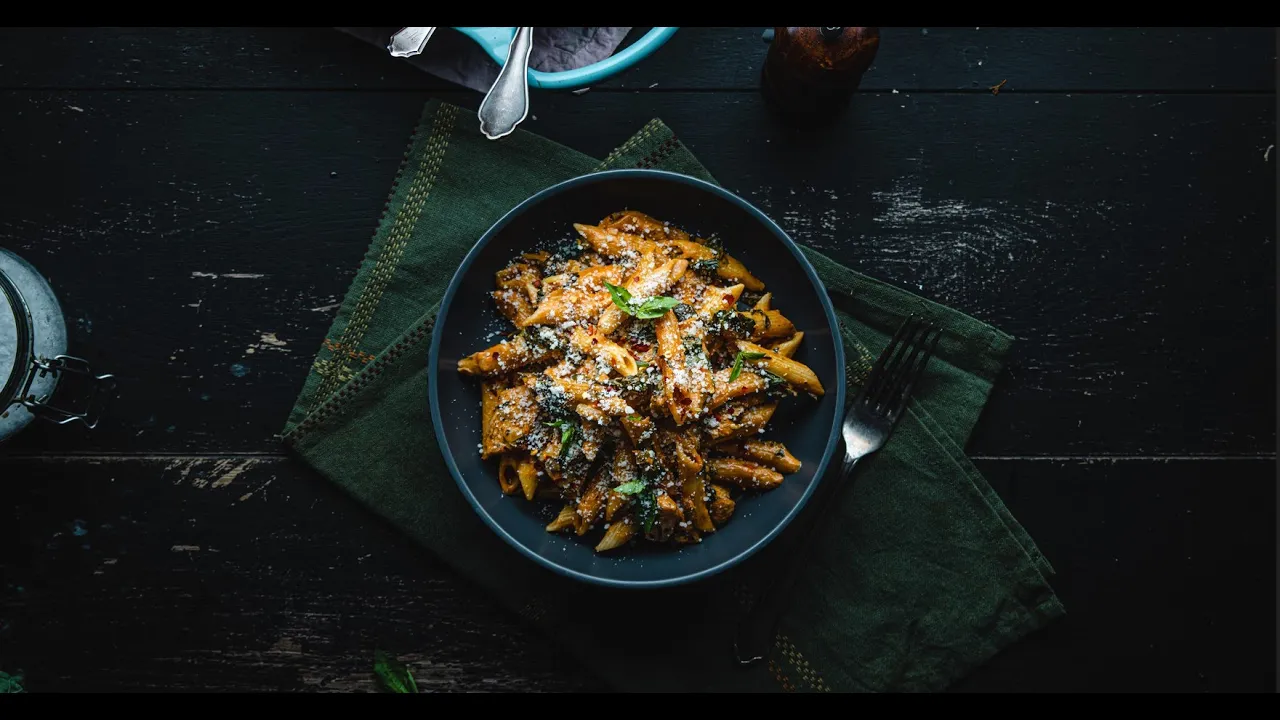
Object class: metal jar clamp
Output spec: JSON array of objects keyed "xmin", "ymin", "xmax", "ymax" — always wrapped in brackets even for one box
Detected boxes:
[{"xmin": 0, "ymin": 248, "xmax": 116, "ymax": 440}]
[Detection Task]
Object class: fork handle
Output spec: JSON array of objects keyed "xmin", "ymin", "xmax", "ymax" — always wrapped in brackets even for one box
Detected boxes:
[
  {"xmin": 734, "ymin": 452, "xmax": 861, "ymax": 666},
  {"xmin": 387, "ymin": 27, "xmax": 437, "ymax": 58}
]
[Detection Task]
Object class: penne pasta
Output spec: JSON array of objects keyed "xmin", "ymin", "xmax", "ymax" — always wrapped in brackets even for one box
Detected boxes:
[
  {"xmin": 771, "ymin": 331, "xmax": 804, "ymax": 359},
  {"xmin": 671, "ymin": 238, "xmax": 717, "ymax": 261},
  {"xmin": 595, "ymin": 518, "xmax": 636, "ymax": 552},
  {"xmin": 598, "ymin": 210, "xmax": 763, "ymax": 290},
  {"xmin": 714, "ymin": 439, "xmax": 802, "ymax": 474},
  {"xmin": 736, "ymin": 340, "xmax": 825, "ymax": 396},
  {"xmin": 605, "ymin": 489, "xmax": 627, "ymax": 522},
  {"xmin": 546, "ymin": 504, "xmax": 578, "ymax": 532},
  {"xmin": 707, "ymin": 457, "xmax": 785, "ymax": 491},
  {"xmin": 492, "ymin": 262, "xmax": 541, "ymax": 326},
  {"xmin": 698, "ymin": 283, "xmax": 745, "ymax": 317},
  {"xmin": 742, "ymin": 308, "xmax": 796, "ymax": 342},
  {"xmin": 655, "ymin": 308, "xmax": 714, "ymax": 426},
  {"xmin": 575, "ymin": 463, "xmax": 612, "ymax": 535},
  {"xmin": 574, "ymin": 222, "xmax": 661, "ymax": 259},
  {"xmin": 601, "ymin": 210, "xmax": 693, "ymax": 244},
  {"xmin": 512, "ymin": 454, "xmax": 539, "ymax": 500},
  {"xmin": 620, "ymin": 413, "xmax": 655, "ymax": 448},
  {"xmin": 649, "ymin": 493, "xmax": 686, "ymax": 542},
  {"xmin": 575, "ymin": 402, "xmax": 611, "ymax": 426},
  {"xmin": 480, "ymin": 381, "xmax": 502, "ymax": 459},
  {"xmin": 521, "ymin": 264, "xmax": 625, "ymax": 327},
  {"xmin": 490, "ymin": 385, "xmax": 537, "ymax": 453},
  {"xmin": 671, "ymin": 272, "xmax": 710, "ymax": 306},
  {"xmin": 708, "ymin": 484, "xmax": 736, "ymax": 526},
  {"xmin": 663, "ymin": 429, "xmax": 712, "ymax": 533},
  {"xmin": 497, "ymin": 454, "xmax": 524, "ymax": 496},
  {"xmin": 460, "ymin": 210, "xmax": 822, "ymax": 553},
  {"xmin": 705, "ymin": 401, "xmax": 778, "ymax": 445},
  {"xmin": 459, "ymin": 333, "xmax": 554, "ymax": 377},
  {"xmin": 570, "ymin": 325, "xmax": 638, "ymax": 377},
  {"xmin": 714, "ymin": 252, "xmax": 764, "ymax": 291},
  {"xmin": 708, "ymin": 367, "xmax": 767, "ymax": 410}
]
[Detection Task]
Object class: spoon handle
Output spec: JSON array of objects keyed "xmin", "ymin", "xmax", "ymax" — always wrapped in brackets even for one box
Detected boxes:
[
  {"xmin": 387, "ymin": 27, "xmax": 437, "ymax": 58},
  {"xmin": 478, "ymin": 27, "xmax": 534, "ymax": 140}
]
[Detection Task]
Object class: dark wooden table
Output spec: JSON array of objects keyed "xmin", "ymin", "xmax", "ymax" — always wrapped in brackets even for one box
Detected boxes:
[{"xmin": 0, "ymin": 27, "xmax": 1275, "ymax": 693}]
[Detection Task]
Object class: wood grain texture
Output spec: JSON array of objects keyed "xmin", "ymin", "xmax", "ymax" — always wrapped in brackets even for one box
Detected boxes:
[
  {"xmin": 0, "ymin": 456, "xmax": 1272, "ymax": 692},
  {"xmin": 0, "ymin": 27, "xmax": 1272, "ymax": 92},
  {"xmin": 0, "ymin": 455, "xmax": 604, "ymax": 692},
  {"xmin": 0, "ymin": 91, "xmax": 1272, "ymax": 456},
  {"xmin": 0, "ymin": 27, "xmax": 1275, "ymax": 695}
]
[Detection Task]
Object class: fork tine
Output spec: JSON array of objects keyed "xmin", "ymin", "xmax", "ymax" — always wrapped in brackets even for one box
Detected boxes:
[
  {"xmin": 880, "ymin": 321, "xmax": 937, "ymax": 406},
  {"xmin": 857, "ymin": 314, "xmax": 919, "ymax": 404},
  {"xmin": 885, "ymin": 325, "xmax": 941, "ymax": 420},
  {"xmin": 874, "ymin": 316, "xmax": 928, "ymax": 402},
  {"xmin": 869, "ymin": 317, "xmax": 931, "ymax": 412}
]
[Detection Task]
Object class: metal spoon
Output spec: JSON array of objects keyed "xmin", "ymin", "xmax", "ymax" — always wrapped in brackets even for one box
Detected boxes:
[
  {"xmin": 478, "ymin": 26, "xmax": 534, "ymax": 140},
  {"xmin": 387, "ymin": 27, "xmax": 437, "ymax": 58}
]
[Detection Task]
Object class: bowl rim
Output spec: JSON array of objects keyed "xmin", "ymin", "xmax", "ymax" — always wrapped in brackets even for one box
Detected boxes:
[{"xmin": 428, "ymin": 168, "xmax": 846, "ymax": 589}]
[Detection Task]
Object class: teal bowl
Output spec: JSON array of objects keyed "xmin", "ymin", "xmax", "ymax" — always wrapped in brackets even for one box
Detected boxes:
[
  {"xmin": 428, "ymin": 170, "xmax": 845, "ymax": 588},
  {"xmin": 454, "ymin": 27, "xmax": 678, "ymax": 89}
]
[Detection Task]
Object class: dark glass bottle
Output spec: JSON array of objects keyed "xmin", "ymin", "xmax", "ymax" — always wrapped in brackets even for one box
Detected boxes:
[{"xmin": 761, "ymin": 27, "xmax": 880, "ymax": 120}]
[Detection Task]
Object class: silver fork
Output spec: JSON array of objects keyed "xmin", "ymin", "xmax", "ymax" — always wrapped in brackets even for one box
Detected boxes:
[{"xmin": 733, "ymin": 314, "xmax": 942, "ymax": 666}]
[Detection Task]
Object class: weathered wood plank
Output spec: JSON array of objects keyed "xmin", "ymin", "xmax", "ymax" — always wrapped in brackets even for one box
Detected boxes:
[
  {"xmin": 0, "ymin": 455, "xmax": 602, "ymax": 692},
  {"xmin": 0, "ymin": 91, "xmax": 1272, "ymax": 456},
  {"xmin": 957, "ymin": 457, "xmax": 1278, "ymax": 692},
  {"xmin": 0, "ymin": 456, "xmax": 1272, "ymax": 692},
  {"xmin": 0, "ymin": 27, "xmax": 1271, "ymax": 92}
]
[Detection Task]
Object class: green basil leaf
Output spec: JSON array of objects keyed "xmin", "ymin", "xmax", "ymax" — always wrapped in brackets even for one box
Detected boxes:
[
  {"xmin": 0, "ymin": 671, "xmax": 25, "ymax": 694},
  {"xmin": 634, "ymin": 296, "xmax": 681, "ymax": 320},
  {"xmin": 729, "ymin": 350, "xmax": 768, "ymax": 382},
  {"xmin": 559, "ymin": 424, "xmax": 577, "ymax": 459},
  {"xmin": 613, "ymin": 479, "xmax": 647, "ymax": 495},
  {"xmin": 373, "ymin": 650, "xmax": 418, "ymax": 694},
  {"xmin": 604, "ymin": 282, "xmax": 634, "ymax": 315}
]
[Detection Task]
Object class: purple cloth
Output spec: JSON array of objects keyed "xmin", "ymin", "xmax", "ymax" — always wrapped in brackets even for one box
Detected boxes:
[{"xmin": 338, "ymin": 27, "xmax": 634, "ymax": 92}]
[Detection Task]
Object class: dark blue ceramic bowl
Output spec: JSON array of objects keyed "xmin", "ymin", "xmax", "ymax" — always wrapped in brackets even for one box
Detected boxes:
[{"xmin": 428, "ymin": 170, "xmax": 845, "ymax": 588}]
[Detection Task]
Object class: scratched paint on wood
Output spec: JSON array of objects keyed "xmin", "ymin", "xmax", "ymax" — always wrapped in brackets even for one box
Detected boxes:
[{"xmin": 165, "ymin": 457, "xmax": 264, "ymax": 494}]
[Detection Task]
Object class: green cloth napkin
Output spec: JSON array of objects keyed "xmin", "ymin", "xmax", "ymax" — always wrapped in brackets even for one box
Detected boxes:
[{"xmin": 282, "ymin": 100, "xmax": 1063, "ymax": 693}]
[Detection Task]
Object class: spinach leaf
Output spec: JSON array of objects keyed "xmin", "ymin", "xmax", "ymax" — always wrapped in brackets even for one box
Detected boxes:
[
  {"xmin": 613, "ymin": 473, "xmax": 660, "ymax": 532},
  {"xmin": 634, "ymin": 488, "xmax": 658, "ymax": 533},
  {"xmin": 545, "ymin": 420, "xmax": 578, "ymax": 459}
]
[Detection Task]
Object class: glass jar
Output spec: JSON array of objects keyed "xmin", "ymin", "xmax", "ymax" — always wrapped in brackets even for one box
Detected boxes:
[
  {"xmin": 1, "ymin": 247, "xmax": 115, "ymax": 443},
  {"xmin": 760, "ymin": 27, "xmax": 881, "ymax": 122}
]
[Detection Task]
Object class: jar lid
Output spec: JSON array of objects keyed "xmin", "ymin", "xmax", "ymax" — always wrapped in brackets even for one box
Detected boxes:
[{"xmin": 0, "ymin": 265, "xmax": 29, "ymax": 409}]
